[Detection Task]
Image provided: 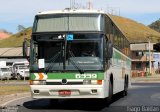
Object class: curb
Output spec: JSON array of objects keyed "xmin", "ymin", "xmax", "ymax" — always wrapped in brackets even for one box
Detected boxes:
[
  {"xmin": 131, "ymin": 77, "xmax": 160, "ymax": 83},
  {"xmin": 131, "ymin": 81, "xmax": 160, "ymax": 83},
  {"xmin": 0, "ymin": 92, "xmax": 30, "ymax": 109}
]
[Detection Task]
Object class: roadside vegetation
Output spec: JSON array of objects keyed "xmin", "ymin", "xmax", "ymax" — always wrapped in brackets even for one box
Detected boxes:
[{"xmin": 0, "ymin": 84, "xmax": 29, "ymax": 95}]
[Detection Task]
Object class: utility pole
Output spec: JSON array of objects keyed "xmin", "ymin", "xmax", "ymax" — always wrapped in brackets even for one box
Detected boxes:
[
  {"xmin": 148, "ymin": 39, "xmax": 152, "ymax": 74},
  {"xmin": 146, "ymin": 34, "xmax": 160, "ymax": 75},
  {"xmin": 147, "ymin": 35, "xmax": 154, "ymax": 75}
]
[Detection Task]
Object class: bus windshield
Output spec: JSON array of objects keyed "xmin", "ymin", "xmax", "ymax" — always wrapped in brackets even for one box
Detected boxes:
[
  {"xmin": 66, "ymin": 33, "xmax": 103, "ymax": 71},
  {"xmin": 31, "ymin": 33, "xmax": 104, "ymax": 72}
]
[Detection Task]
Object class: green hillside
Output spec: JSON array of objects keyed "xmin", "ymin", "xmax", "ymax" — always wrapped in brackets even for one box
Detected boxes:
[
  {"xmin": 149, "ymin": 19, "xmax": 160, "ymax": 33},
  {"xmin": 0, "ymin": 28, "xmax": 32, "ymax": 48},
  {"xmin": 109, "ymin": 15, "xmax": 160, "ymax": 43},
  {"xmin": 0, "ymin": 15, "xmax": 160, "ymax": 48}
]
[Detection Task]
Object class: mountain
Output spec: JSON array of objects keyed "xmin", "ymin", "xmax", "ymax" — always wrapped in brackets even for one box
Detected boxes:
[
  {"xmin": 149, "ymin": 19, "xmax": 160, "ymax": 33},
  {"xmin": 0, "ymin": 30, "xmax": 11, "ymax": 40},
  {"xmin": 0, "ymin": 28, "xmax": 32, "ymax": 48},
  {"xmin": 0, "ymin": 14, "xmax": 160, "ymax": 48},
  {"xmin": 109, "ymin": 15, "xmax": 160, "ymax": 43}
]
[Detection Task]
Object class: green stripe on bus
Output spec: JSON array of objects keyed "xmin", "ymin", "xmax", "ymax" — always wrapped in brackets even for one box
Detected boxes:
[
  {"xmin": 113, "ymin": 49, "xmax": 131, "ymax": 66},
  {"xmin": 30, "ymin": 74, "xmax": 36, "ymax": 80},
  {"xmin": 30, "ymin": 72, "xmax": 104, "ymax": 80}
]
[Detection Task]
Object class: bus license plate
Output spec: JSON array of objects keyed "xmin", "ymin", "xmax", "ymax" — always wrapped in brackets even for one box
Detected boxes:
[{"xmin": 59, "ymin": 90, "xmax": 71, "ymax": 96}]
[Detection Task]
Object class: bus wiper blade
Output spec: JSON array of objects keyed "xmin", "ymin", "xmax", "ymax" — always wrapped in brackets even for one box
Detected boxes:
[
  {"xmin": 69, "ymin": 58, "xmax": 84, "ymax": 74},
  {"xmin": 69, "ymin": 51, "xmax": 84, "ymax": 74},
  {"xmin": 45, "ymin": 51, "xmax": 61, "ymax": 74}
]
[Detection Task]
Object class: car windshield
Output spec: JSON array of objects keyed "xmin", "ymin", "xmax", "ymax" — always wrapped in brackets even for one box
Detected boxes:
[
  {"xmin": 1, "ymin": 68, "xmax": 9, "ymax": 71},
  {"xmin": 30, "ymin": 33, "xmax": 104, "ymax": 72},
  {"xmin": 19, "ymin": 66, "xmax": 28, "ymax": 69}
]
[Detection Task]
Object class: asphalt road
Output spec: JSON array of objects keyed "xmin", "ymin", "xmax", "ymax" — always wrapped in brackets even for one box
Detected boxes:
[{"xmin": 2, "ymin": 83, "xmax": 160, "ymax": 112}]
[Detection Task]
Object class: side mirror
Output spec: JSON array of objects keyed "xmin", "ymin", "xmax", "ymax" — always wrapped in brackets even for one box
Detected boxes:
[
  {"xmin": 106, "ymin": 40, "xmax": 113, "ymax": 59},
  {"xmin": 23, "ymin": 40, "xmax": 30, "ymax": 61}
]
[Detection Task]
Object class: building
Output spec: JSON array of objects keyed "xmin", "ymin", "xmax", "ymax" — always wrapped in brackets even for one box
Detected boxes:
[
  {"xmin": 0, "ymin": 47, "xmax": 27, "ymax": 66},
  {"xmin": 153, "ymin": 52, "xmax": 160, "ymax": 74},
  {"xmin": 130, "ymin": 43, "xmax": 155, "ymax": 77}
]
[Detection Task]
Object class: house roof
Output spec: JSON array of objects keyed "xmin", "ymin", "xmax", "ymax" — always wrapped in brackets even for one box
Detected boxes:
[{"xmin": 0, "ymin": 47, "xmax": 23, "ymax": 57}]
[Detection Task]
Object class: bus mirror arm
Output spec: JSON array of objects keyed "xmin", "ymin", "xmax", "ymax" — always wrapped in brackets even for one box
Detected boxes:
[{"xmin": 23, "ymin": 39, "xmax": 30, "ymax": 62}]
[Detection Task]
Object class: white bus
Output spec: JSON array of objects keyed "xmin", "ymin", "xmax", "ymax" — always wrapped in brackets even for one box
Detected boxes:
[{"xmin": 23, "ymin": 9, "xmax": 131, "ymax": 104}]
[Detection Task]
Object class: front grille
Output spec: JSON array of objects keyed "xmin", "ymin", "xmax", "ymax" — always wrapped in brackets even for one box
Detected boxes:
[{"xmin": 46, "ymin": 82, "xmax": 83, "ymax": 85}]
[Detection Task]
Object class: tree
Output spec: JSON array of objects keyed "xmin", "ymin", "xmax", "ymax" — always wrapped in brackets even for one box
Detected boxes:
[
  {"xmin": 17, "ymin": 25, "xmax": 26, "ymax": 32},
  {"xmin": 149, "ymin": 19, "xmax": 160, "ymax": 32}
]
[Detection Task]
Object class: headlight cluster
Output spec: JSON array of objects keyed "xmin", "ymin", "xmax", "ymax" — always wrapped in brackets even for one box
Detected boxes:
[
  {"xmin": 83, "ymin": 80, "xmax": 102, "ymax": 85},
  {"xmin": 30, "ymin": 80, "xmax": 102, "ymax": 85},
  {"xmin": 30, "ymin": 80, "xmax": 46, "ymax": 85}
]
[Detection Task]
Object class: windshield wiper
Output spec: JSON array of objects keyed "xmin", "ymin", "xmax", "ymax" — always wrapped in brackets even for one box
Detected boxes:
[
  {"xmin": 45, "ymin": 51, "xmax": 62, "ymax": 74},
  {"xmin": 69, "ymin": 51, "xmax": 84, "ymax": 74}
]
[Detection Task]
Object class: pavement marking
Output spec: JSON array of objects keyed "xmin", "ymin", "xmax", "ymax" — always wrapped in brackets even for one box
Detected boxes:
[{"xmin": 0, "ymin": 96, "xmax": 30, "ymax": 108}]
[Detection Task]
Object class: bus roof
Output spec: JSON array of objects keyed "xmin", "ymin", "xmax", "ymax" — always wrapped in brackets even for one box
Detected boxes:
[{"xmin": 37, "ymin": 9, "xmax": 105, "ymax": 15}]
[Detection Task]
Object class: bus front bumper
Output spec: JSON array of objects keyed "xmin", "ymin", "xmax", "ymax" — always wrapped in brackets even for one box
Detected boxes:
[{"xmin": 30, "ymin": 85, "xmax": 105, "ymax": 99}]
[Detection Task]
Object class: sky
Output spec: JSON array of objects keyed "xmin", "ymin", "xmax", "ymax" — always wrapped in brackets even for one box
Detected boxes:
[{"xmin": 0, "ymin": 0, "xmax": 160, "ymax": 34}]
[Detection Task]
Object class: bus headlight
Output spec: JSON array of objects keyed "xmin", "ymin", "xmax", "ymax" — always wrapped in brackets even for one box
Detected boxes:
[
  {"xmin": 91, "ymin": 80, "xmax": 97, "ymax": 85},
  {"xmin": 83, "ymin": 80, "xmax": 102, "ymax": 85},
  {"xmin": 30, "ymin": 80, "xmax": 46, "ymax": 85},
  {"xmin": 83, "ymin": 80, "xmax": 91, "ymax": 85},
  {"xmin": 91, "ymin": 80, "xmax": 102, "ymax": 85}
]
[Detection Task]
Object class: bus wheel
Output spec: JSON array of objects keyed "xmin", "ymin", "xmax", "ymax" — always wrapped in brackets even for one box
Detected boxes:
[
  {"xmin": 106, "ymin": 81, "xmax": 113, "ymax": 105},
  {"xmin": 123, "ymin": 78, "xmax": 128, "ymax": 96}
]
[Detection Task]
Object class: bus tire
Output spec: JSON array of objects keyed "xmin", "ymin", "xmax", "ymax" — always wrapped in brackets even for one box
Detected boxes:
[
  {"xmin": 123, "ymin": 77, "xmax": 128, "ymax": 96},
  {"xmin": 106, "ymin": 81, "xmax": 113, "ymax": 105}
]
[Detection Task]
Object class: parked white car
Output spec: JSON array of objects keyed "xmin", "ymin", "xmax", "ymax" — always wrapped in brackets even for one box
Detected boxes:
[
  {"xmin": 11, "ymin": 61, "xmax": 29, "ymax": 80},
  {"xmin": 15, "ymin": 65, "xmax": 29, "ymax": 79},
  {"xmin": 0, "ymin": 67, "xmax": 11, "ymax": 80}
]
